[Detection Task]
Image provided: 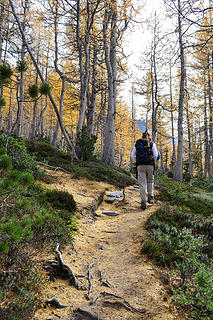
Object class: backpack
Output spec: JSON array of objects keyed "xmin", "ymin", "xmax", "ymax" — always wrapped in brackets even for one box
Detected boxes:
[{"xmin": 135, "ymin": 139, "xmax": 154, "ymax": 166}]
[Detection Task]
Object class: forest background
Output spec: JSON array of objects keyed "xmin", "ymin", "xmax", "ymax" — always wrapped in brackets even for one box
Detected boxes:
[{"xmin": 0, "ymin": 0, "xmax": 212, "ymax": 181}]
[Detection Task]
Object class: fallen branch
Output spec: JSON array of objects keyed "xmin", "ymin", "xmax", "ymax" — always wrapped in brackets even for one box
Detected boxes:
[
  {"xmin": 86, "ymin": 263, "xmax": 95, "ymax": 300},
  {"xmin": 37, "ymin": 162, "xmax": 71, "ymax": 175}
]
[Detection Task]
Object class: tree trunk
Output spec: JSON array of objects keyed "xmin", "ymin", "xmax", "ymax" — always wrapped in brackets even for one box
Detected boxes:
[
  {"xmin": 76, "ymin": 0, "xmax": 90, "ymax": 136},
  {"xmin": 0, "ymin": 1, "xmax": 5, "ymax": 130},
  {"xmin": 16, "ymin": 0, "xmax": 29, "ymax": 137},
  {"xmin": 185, "ymin": 75, "xmax": 193, "ymax": 178},
  {"xmin": 152, "ymin": 33, "xmax": 160, "ymax": 142},
  {"xmin": 102, "ymin": 0, "xmax": 117, "ymax": 166},
  {"xmin": 30, "ymin": 49, "xmax": 40, "ymax": 141},
  {"xmin": 207, "ymin": 54, "xmax": 213, "ymax": 177},
  {"xmin": 169, "ymin": 63, "xmax": 176, "ymax": 171},
  {"xmin": 174, "ymin": 0, "xmax": 185, "ymax": 182},
  {"xmin": 87, "ymin": 44, "xmax": 97, "ymax": 137},
  {"xmin": 198, "ymin": 120, "xmax": 203, "ymax": 176},
  {"xmin": 52, "ymin": 77, "xmax": 65, "ymax": 148},
  {"xmin": 16, "ymin": 40, "xmax": 26, "ymax": 137},
  {"xmin": 204, "ymin": 76, "xmax": 210, "ymax": 178}
]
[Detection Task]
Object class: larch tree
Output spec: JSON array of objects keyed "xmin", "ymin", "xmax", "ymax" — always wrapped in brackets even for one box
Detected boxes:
[{"xmin": 9, "ymin": 0, "xmax": 78, "ymax": 159}]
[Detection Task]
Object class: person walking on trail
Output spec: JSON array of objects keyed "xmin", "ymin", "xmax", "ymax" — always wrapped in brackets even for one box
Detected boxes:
[{"xmin": 131, "ymin": 131, "xmax": 159, "ymax": 210}]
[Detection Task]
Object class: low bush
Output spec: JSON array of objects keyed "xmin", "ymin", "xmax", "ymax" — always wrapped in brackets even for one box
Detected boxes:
[
  {"xmin": 44, "ymin": 189, "xmax": 77, "ymax": 213},
  {"xmin": 0, "ymin": 152, "xmax": 78, "ymax": 319},
  {"xmin": 75, "ymin": 125, "xmax": 97, "ymax": 161},
  {"xmin": 0, "ymin": 134, "xmax": 38, "ymax": 174},
  {"xmin": 144, "ymin": 174, "xmax": 213, "ymax": 319},
  {"xmin": 0, "ymin": 250, "xmax": 48, "ymax": 320}
]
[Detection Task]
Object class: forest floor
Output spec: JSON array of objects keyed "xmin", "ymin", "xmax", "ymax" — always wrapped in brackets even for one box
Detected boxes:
[{"xmin": 34, "ymin": 169, "xmax": 178, "ymax": 320}]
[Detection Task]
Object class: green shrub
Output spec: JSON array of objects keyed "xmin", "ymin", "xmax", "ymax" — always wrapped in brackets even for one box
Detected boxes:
[
  {"xmin": 172, "ymin": 234, "xmax": 213, "ymax": 318},
  {"xmin": 0, "ymin": 252, "xmax": 48, "ymax": 320},
  {"xmin": 76, "ymin": 125, "xmax": 97, "ymax": 161},
  {"xmin": 44, "ymin": 189, "xmax": 77, "ymax": 213},
  {"xmin": 147, "ymin": 174, "xmax": 213, "ymax": 319},
  {"xmin": 0, "ymin": 135, "xmax": 38, "ymax": 174},
  {"xmin": 0, "ymin": 154, "xmax": 12, "ymax": 171},
  {"xmin": 0, "ymin": 63, "xmax": 13, "ymax": 85}
]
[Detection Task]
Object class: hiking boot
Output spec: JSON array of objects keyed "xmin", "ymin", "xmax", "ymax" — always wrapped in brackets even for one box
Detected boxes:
[
  {"xmin": 148, "ymin": 195, "xmax": 154, "ymax": 204},
  {"xmin": 141, "ymin": 201, "xmax": 147, "ymax": 210}
]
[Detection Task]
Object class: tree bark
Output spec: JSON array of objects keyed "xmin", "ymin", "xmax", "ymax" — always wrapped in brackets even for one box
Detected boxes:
[
  {"xmin": 204, "ymin": 76, "xmax": 210, "ymax": 178},
  {"xmin": 169, "ymin": 63, "xmax": 176, "ymax": 171},
  {"xmin": 76, "ymin": 0, "xmax": 101, "ymax": 136},
  {"xmin": 174, "ymin": 0, "xmax": 185, "ymax": 182},
  {"xmin": 0, "ymin": 1, "xmax": 5, "ymax": 130},
  {"xmin": 207, "ymin": 54, "xmax": 213, "ymax": 177},
  {"xmin": 102, "ymin": 0, "xmax": 118, "ymax": 166},
  {"xmin": 87, "ymin": 44, "xmax": 97, "ymax": 137}
]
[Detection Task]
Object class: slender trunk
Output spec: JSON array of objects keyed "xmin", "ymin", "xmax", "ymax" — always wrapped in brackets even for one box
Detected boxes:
[
  {"xmin": 150, "ymin": 57, "xmax": 155, "ymax": 133},
  {"xmin": 16, "ymin": 62, "xmax": 24, "ymax": 137},
  {"xmin": 207, "ymin": 54, "xmax": 213, "ymax": 177},
  {"xmin": 30, "ymin": 70, "xmax": 39, "ymax": 140},
  {"xmin": 174, "ymin": 0, "xmax": 185, "ymax": 181},
  {"xmin": 186, "ymin": 106, "xmax": 193, "ymax": 177},
  {"xmin": 76, "ymin": 0, "xmax": 90, "ymax": 136},
  {"xmin": 16, "ymin": 0, "xmax": 29, "ymax": 137},
  {"xmin": 185, "ymin": 75, "xmax": 193, "ymax": 177},
  {"xmin": 52, "ymin": 77, "xmax": 65, "ymax": 148},
  {"xmin": 169, "ymin": 63, "xmax": 176, "ymax": 171},
  {"xmin": 152, "ymin": 42, "xmax": 160, "ymax": 142},
  {"xmin": 102, "ymin": 0, "xmax": 117, "ymax": 166},
  {"xmin": 0, "ymin": 2, "xmax": 4, "ymax": 130},
  {"xmin": 198, "ymin": 120, "xmax": 203, "ymax": 176},
  {"xmin": 87, "ymin": 44, "xmax": 97, "ymax": 137},
  {"xmin": 204, "ymin": 74, "xmax": 210, "ymax": 178},
  {"xmin": 7, "ymin": 86, "xmax": 13, "ymax": 132}
]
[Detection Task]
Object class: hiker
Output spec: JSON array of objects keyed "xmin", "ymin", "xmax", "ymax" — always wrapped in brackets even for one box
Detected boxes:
[{"xmin": 131, "ymin": 131, "xmax": 159, "ymax": 210}]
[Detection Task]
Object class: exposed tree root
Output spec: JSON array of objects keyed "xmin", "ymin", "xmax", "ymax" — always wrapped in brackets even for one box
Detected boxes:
[
  {"xmin": 98, "ymin": 269, "xmax": 111, "ymax": 288},
  {"xmin": 45, "ymin": 297, "xmax": 68, "ymax": 308},
  {"xmin": 101, "ymin": 291, "xmax": 146, "ymax": 314},
  {"xmin": 86, "ymin": 263, "xmax": 95, "ymax": 300},
  {"xmin": 55, "ymin": 243, "xmax": 86, "ymax": 290},
  {"xmin": 44, "ymin": 243, "xmax": 86, "ymax": 290}
]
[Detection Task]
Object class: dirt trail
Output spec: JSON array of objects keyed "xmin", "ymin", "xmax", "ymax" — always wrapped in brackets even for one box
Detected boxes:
[{"xmin": 34, "ymin": 171, "xmax": 177, "ymax": 320}]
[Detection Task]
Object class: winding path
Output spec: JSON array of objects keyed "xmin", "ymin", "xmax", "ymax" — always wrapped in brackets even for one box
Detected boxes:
[{"xmin": 34, "ymin": 173, "xmax": 177, "ymax": 320}]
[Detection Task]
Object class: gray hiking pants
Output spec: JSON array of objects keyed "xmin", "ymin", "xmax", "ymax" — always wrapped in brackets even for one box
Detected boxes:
[{"xmin": 137, "ymin": 164, "xmax": 154, "ymax": 203}]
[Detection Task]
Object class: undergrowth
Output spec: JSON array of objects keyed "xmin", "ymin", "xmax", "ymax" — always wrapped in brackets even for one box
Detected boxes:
[
  {"xmin": 0, "ymin": 143, "xmax": 78, "ymax": 319},
  {"xmin": 0, "ymin": 134, "xmax": 136, "ymax": 319},
  {"xmin": 25, "ymin": 139, "xmax": 136, "ymax": 187},
  {"xmin": 143, "ymin": 174, "xmax": 213, "ymax": 319}
]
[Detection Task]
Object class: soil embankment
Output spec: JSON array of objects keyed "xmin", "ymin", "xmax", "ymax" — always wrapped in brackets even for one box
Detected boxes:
[{"xmin": 34, "ymin": 170, "xmax": 177, "ymax": 320}]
